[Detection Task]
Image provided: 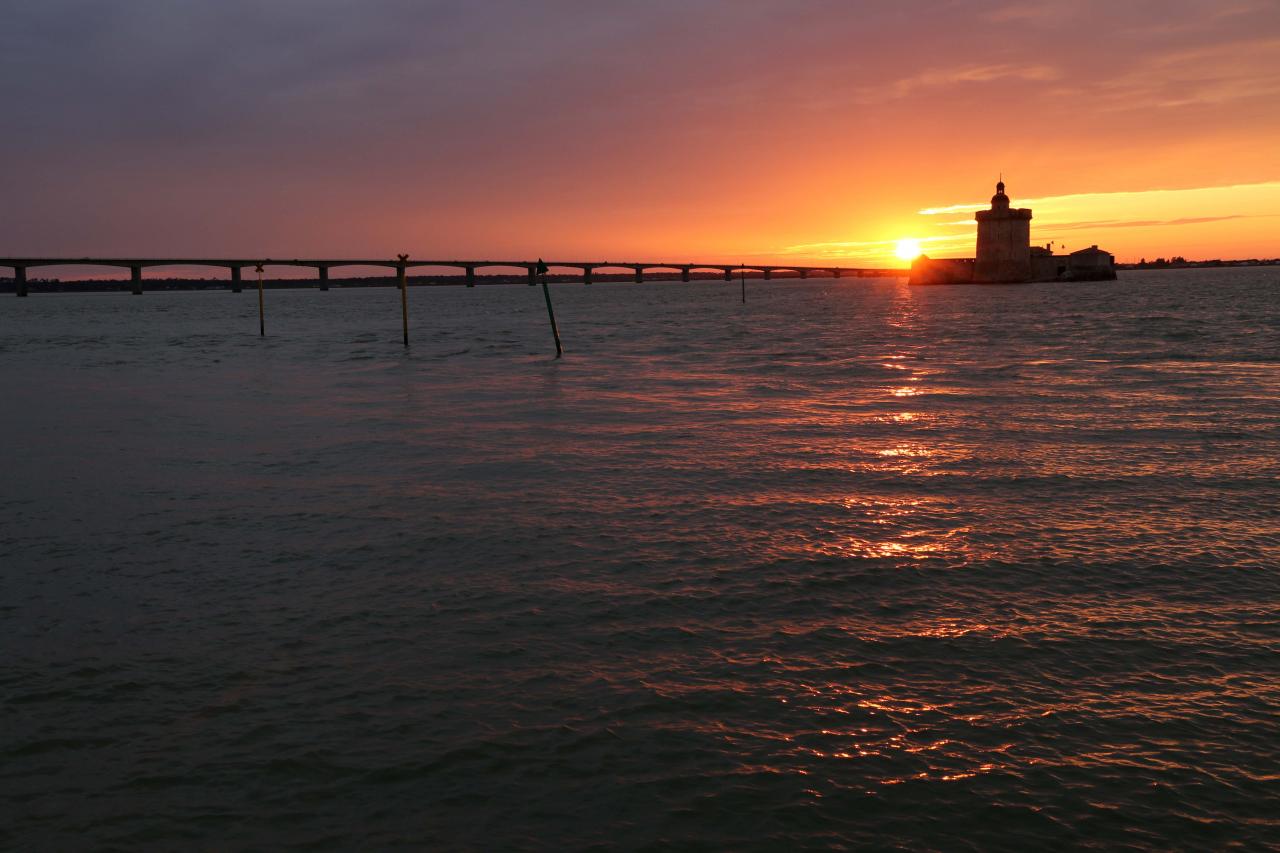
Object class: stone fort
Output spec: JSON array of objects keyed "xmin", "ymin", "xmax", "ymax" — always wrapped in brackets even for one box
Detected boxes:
[{"xmin": 910, "ymin": 181, "xmax": 1116, "ymax": 285}]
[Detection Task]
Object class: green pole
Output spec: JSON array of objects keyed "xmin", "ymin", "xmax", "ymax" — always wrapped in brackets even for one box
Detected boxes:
[
  {"xmin": 397, "ymin": 254, "xmax": 409, "ymax": 348},
  {"xmin": 538, "ymin": 259, "xmax": 562, "ymax": 358}
]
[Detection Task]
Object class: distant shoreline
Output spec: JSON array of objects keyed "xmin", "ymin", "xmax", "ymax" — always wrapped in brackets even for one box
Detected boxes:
[{"xmin": 1116, "ymin": 258, "xmax": 1280, "ymax": 270}]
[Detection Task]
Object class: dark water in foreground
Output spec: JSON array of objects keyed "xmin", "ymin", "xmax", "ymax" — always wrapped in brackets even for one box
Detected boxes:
[{"xmin": 2, "ymin": 270, "xmax": 1278, "ymax": 850}]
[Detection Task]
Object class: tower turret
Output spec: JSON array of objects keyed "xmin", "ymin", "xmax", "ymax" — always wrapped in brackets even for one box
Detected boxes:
[{"xmin": 991, "ymin": 180, "xmax": 1010, "ymax": 212}]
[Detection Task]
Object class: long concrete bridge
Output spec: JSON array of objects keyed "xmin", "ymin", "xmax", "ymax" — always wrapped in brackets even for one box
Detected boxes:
[{"xmin": 1, "ymin": 257, "xmax": 906, "ymax": 296}]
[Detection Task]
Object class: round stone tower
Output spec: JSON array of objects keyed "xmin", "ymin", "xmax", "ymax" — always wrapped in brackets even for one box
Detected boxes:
[{"xmin": 974, "ymin": 180, "xmax": 1033, "ymax": 282}]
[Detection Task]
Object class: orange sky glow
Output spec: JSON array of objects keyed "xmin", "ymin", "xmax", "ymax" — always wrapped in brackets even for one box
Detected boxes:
[{"xmin": 2, "ymin": 1, "xmax": 1277, "ymax": 268}]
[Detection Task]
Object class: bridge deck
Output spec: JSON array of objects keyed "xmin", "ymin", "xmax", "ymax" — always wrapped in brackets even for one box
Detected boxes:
[{"xmin": 2, "ymin": 257, "xmax": 904, "ymax": 275}]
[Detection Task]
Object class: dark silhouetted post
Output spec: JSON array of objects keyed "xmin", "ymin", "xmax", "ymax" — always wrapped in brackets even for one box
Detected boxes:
[
  {"xmin": 131, "ymin": 265, "xmax": 143, "ymax": 295},
  {"xmin": 319, "ymin": 266, "xmax": 329, "ymax": 291},
  {"xmin": 231, "ymin": 266, "xmax": 242, "ymax": 292},
  {"xmin": 14, "ymin": 266, "xmax": 27, "ymax": 297},
  {"xmin": 537, "ymin": 258, "xmax": 562, "ymax": 358},
  {"xmin": 397, "ymin": 254, "xmax": 409, "ymax": 348},
  {"xmin": 256, "ymin": 264, "xmax": 265, "ymax": 336},
  {"xmin": 741, "ymin": 266, "xmax": 746, "ymax": 303}
]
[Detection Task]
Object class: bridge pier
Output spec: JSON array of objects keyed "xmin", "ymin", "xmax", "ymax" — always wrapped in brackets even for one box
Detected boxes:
[
  {"xmin": 319, "ymin": 266, "xmax": 329, "ymax": 291},
  {"xmin": 800, "ymin": 269, "xmax": 808, "ymax": 279},
  {"xmin": 131, "ymin": 265, "xmax": 143, "ymax": 295},
  {"xmin": 724, "ymin": 268, "xmax": 733, "ymax": 282},
  {"xmin": 582, "ymin": 266, "xmax": 593, "ymax": 285},
  {"xmin": 230, "ymin": 267, "xmax": 242, "ymax": 292},
  {"xmin": 465, "ymin": 265, "xmax": 476, "ymax": 287},
  {"xmin": 13, "ymin": 266, "xmax": 27, "ymax": 297},
  {"xmin": 634, "ymin": 267, "xmax": 643, "ymax": 284},
  {"xmin": 681, "ymin": 266, "xmax": 691, "ymax": 283},
  {"xmin": 397, "ymin": 256, "xmax": 409, "ymax": 347},
  {"xmin": 527, "ymin": 265, "xmax": 537, "ymax": 286},
  {"xmin": 764, "ymin": 268, "xmax": 773, "ymax": 281},
  {"xmin": 831, "ymin": 268, "xmax": 841, "ymax": 278}
]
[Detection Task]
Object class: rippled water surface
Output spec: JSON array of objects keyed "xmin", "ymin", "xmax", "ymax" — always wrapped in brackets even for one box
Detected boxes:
[{"xmin": 2, "ymin": 270, "xmax": 1279, "ymax": 849}]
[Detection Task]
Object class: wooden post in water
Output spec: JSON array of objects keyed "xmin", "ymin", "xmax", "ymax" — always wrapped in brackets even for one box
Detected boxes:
[
  {"xmin": 397, "ymin": 254, "xmax": 409, "ymax": 348},
  {"xmin": 537, "ymin": 258, "xmax": 562, "ymax": 358},
  {"xmin": 130, "ymin": 265, "xmax": 143, "ymax": 296},
  {"xmin": 14, "ymin": 266, "xmax": 27, "ymax": 297},
  {"xmin": 256, "ymin": 264, "xmax": 265, "ymax": 336}
]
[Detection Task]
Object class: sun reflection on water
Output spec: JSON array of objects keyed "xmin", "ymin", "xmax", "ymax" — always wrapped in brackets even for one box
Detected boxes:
[{"xmin": 794, "ymin": 495, "xmax": 986, "ymax": 564}]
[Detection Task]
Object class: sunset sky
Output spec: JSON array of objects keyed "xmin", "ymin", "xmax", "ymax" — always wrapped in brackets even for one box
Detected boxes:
[{"xmin": 3, "ymin": 0, "xmax": 1278, "ymax": 266}]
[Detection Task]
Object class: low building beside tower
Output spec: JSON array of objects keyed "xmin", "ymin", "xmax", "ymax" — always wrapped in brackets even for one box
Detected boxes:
[{"xmin": 910, "ymin": 181, "xmax": 1116, "ymax": 285}]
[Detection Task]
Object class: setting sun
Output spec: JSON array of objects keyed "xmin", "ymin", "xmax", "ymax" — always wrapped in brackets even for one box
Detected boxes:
[{"xmin": 895, "ymin": 238, "xmax": 923, "ymax": 261}]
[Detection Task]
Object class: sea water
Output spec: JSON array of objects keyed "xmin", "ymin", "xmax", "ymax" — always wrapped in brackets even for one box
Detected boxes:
[{"xmin": 2, "ymin": 270, "xmax": 1278, "ymax": 849}]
